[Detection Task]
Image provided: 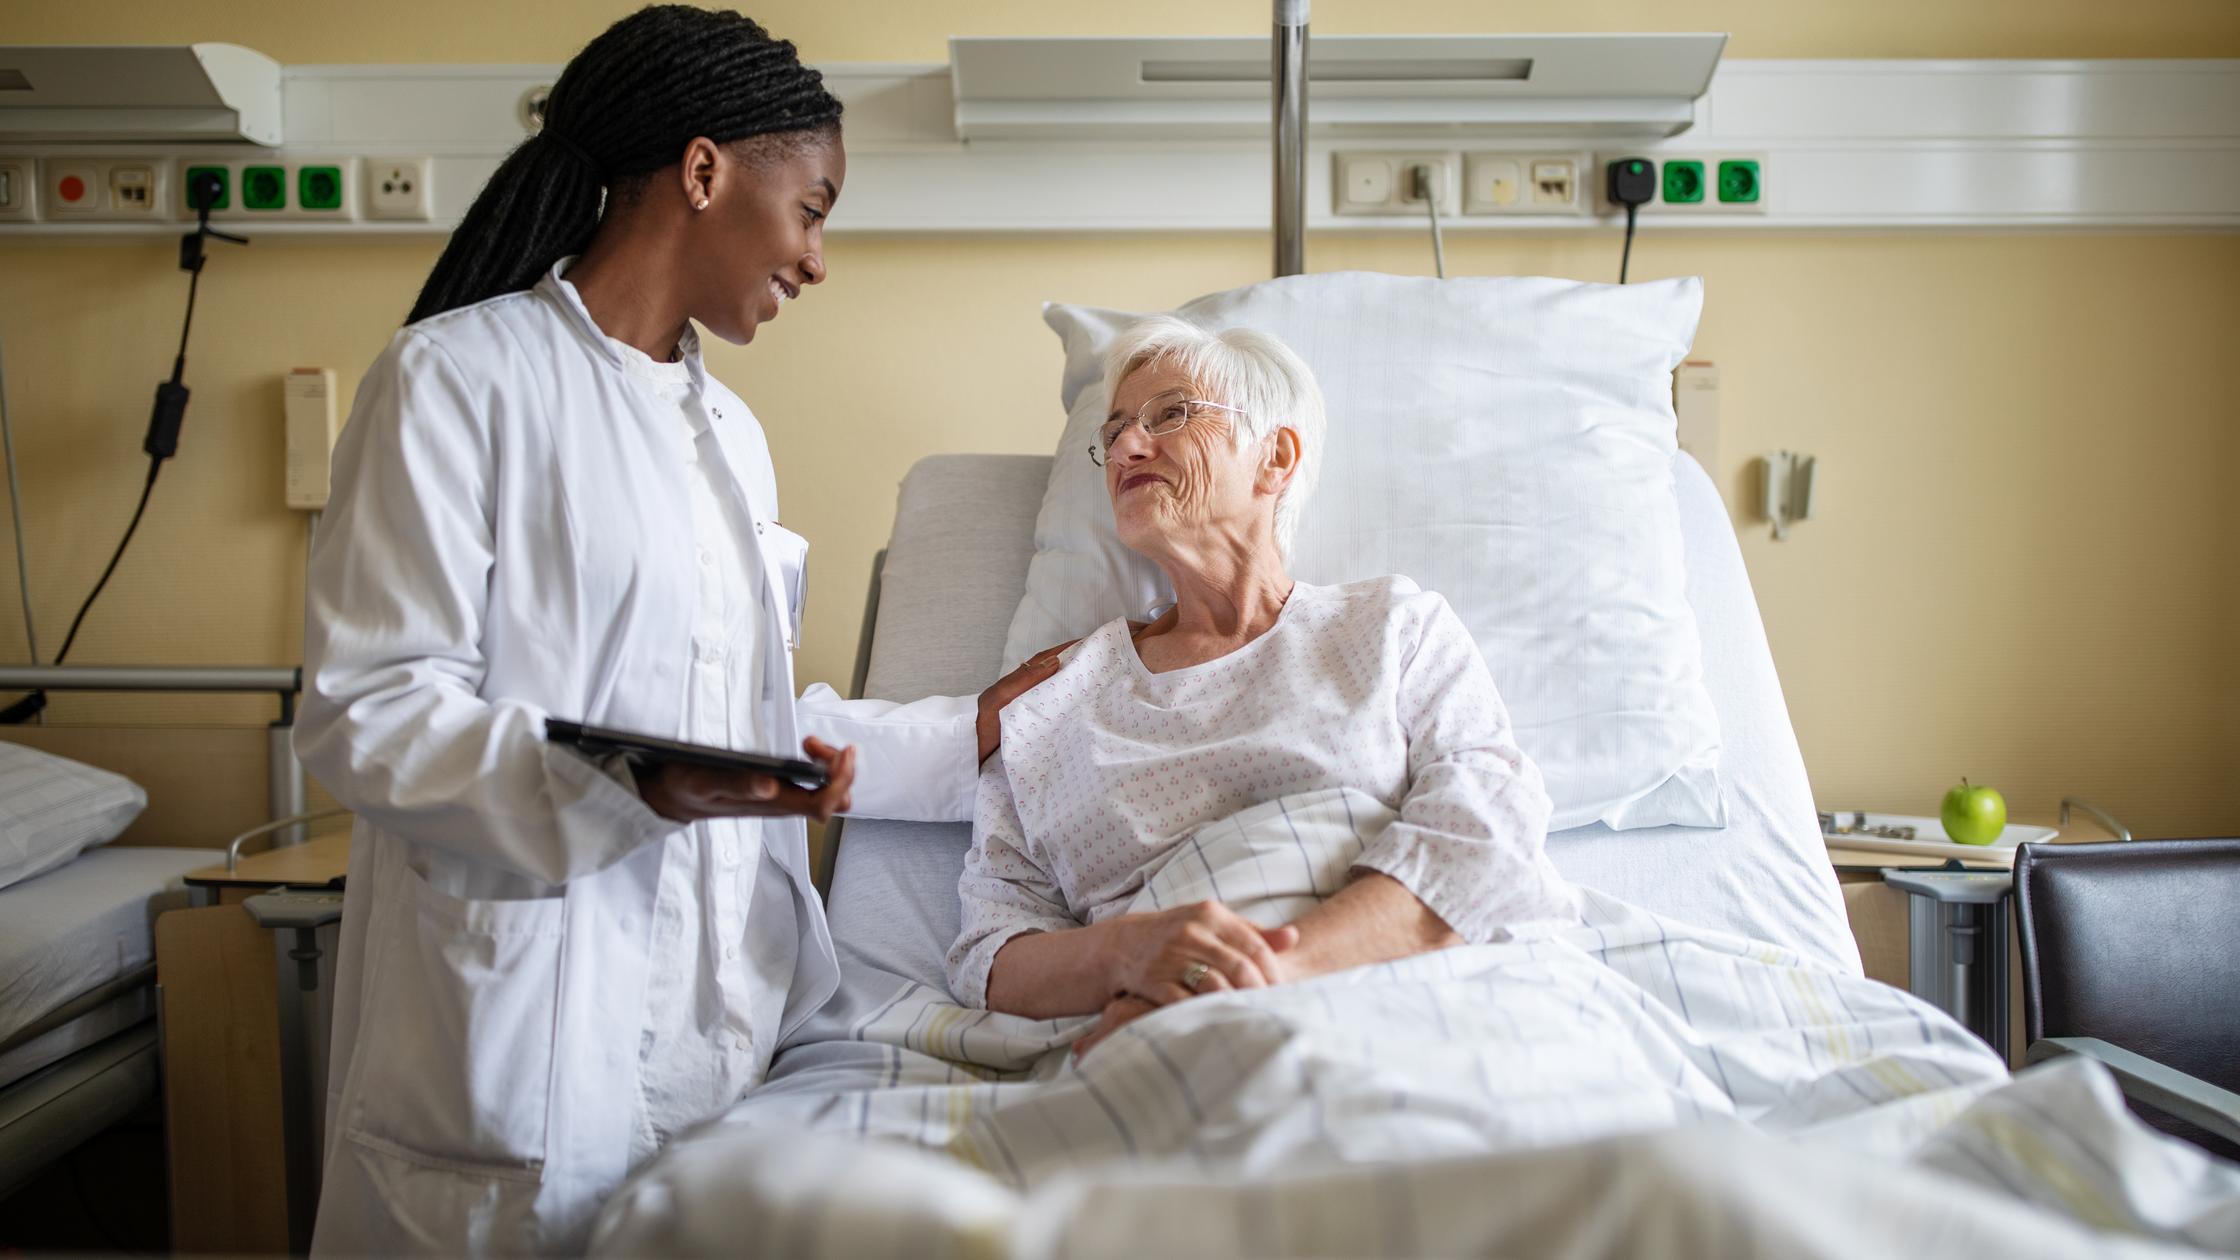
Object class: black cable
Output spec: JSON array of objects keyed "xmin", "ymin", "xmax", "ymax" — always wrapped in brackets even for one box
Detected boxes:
[
  {"xmin": 1620, "ymin": 202, "xmax": 1638, "ymax": 284},
  {"xmin": 52, "ymin": 458, "xmax": 162, "ymax": 665},
  {"xmin": 0, "ymin": 189, "xmax": 234, "ymax": 724},
  {"xmin": 172, "ymin": 261, "xmax": 202, "ymax": 377}
]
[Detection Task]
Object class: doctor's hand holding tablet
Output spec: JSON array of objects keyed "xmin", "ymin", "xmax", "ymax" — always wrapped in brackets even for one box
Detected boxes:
[{"xmin": 292, "ymin": 7, "xmax": 1068, "ymax": 1255}]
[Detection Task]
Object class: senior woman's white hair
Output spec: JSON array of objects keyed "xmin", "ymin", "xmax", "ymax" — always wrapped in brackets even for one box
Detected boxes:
[{"xmin": 1100, "ymin": 316, "xmax": 1327, "ymax": 559}]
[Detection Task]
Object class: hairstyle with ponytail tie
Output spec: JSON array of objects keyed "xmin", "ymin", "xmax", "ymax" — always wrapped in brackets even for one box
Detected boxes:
[{"xmin": 405, "ymin": 4, "xmax": 842, "ymax": 325}]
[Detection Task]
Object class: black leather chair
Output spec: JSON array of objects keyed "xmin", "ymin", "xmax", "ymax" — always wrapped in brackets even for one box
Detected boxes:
[{"xmin": 2015, "ymin": 839, "xmax": 2240, "ymax": 1162}]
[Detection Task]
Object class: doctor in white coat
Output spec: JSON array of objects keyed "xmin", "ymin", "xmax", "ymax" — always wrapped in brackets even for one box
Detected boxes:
[{"xmin": 296, "ymin": 8, "xmax": 1058, "ymax": 1253}]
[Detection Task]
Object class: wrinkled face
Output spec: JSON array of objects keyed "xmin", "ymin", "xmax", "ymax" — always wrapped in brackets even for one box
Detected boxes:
[
  {"xmin": 1103, "ymin": 361, "xmax": 1269, "ymax": 559},
  {"xmin": 686, "ymin": 131, "xmax": 845, "ymax": 345}
]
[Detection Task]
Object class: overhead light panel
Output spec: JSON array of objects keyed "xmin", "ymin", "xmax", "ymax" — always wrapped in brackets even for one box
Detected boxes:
[{"xmin": 952, "ymin": 34, "xmax": 1726, "ymax": 140}]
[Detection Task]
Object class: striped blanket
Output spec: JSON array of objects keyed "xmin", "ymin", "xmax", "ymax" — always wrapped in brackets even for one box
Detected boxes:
[{"xmin": 593, "ymin": 789, "xmax": 2240, "ymax": 1258}]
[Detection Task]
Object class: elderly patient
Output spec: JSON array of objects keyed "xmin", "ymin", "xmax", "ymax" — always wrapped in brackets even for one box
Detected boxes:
[{"xmin": 947, "ymin": 317, "xmax": 1578, "ymax": 1051}]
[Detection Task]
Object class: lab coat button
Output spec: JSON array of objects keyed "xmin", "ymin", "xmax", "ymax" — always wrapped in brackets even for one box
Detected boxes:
[
  {"xmin": 723, "ymin": 943, "xmax": 738, "ymax": 962},
  {"xmin": 698, "ymin": 549, "xmax": 713, "ymax": 568}
]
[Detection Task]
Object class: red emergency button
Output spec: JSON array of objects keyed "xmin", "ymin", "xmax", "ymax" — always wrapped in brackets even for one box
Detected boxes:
[{"xmin": 58, "ymin": 174, "xmax": 87, "ymax": 203}]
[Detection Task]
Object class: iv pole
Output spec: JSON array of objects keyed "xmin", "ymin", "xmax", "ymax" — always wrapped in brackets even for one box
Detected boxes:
[{"xmin": 1273, "ymin": 0, "xmax": 1309, "ymax": 277}]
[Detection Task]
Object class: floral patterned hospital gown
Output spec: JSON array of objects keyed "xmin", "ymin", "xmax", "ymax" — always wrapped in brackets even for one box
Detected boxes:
[{"xmin": 946, "ymin": 575, "xmax": 1580, "ymax": 1007}]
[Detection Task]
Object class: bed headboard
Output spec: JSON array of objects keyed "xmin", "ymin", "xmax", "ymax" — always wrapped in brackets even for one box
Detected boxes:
[{"xmin": 0, "ymin": 725, "xmax": 329, "ymax": 849}]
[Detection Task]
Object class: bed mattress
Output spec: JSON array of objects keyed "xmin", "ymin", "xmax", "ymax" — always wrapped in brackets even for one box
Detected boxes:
[
  {"xmin": 0, "ymin": 845, "xmax": 217, "ymax": 1087},
  {"xmin": 809, "ymin": 452, "xmax": 1854, "ymax": 1047}
]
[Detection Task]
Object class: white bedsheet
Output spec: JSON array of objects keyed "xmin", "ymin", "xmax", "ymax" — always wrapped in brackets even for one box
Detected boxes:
[
  {"xmin": 0, "ymin": 845, "xmax": 215, "ymax": 1052},
  {"xmin": 595, "ymin": 794, "xmax": 2238, "ymax": 1257}
]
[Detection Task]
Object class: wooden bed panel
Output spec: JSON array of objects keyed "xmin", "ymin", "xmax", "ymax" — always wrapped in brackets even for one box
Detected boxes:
[{"xmin": 0, "ymin": 726, "xmax": 337, "ymax": 849}]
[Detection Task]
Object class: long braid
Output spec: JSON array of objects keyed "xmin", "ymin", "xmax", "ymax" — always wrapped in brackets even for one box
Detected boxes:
[{"xmin": 407, "ymin": 5, "xmax": 842, "ymax": 325}]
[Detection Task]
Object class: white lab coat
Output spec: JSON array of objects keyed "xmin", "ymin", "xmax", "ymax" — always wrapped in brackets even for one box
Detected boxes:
[{"xmin": 297, "ymin": 263, "xmax": 977, "ymax": 1256}]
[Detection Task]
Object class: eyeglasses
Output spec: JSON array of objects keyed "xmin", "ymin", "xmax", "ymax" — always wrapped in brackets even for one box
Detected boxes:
[{"xmin": 1088, "ymin": 390, "xmax": 1249, "ymax": 467}]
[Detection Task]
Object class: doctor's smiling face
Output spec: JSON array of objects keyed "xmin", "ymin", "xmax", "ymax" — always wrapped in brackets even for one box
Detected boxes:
[{"xmin": 675, "ymin": 128, "xmax": 846, "ymax": 345}]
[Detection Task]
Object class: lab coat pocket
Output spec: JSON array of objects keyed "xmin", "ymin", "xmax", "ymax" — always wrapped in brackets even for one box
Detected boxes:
[
  {"xmin": 757, "ymin": 522, "xmax": 809, "ymax": 651},
  {"xmin": 341, "ymin": 865, "xmax": 565, "ymax": 1181}
]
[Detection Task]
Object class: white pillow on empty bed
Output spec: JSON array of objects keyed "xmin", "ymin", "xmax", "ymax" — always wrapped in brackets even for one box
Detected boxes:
[
  {"xmin": 1005, "ymin": 272, "xmax": 1725, "ymax": 832},
  {"xmin": 0, "ymin": 741, "xmax": 148, "ymax": 891}
]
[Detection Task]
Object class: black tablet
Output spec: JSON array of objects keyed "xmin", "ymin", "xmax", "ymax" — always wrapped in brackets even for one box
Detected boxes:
[{"xmin": 545, "ymin": 719, "xmax": 830, "ymax": 791}]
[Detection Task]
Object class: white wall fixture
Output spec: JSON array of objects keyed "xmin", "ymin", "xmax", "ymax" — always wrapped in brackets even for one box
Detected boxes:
[
  {"xmin": 0, "ymin": 57, "xmax": 2235, "ymax": 234},
  {"xmin": 0, "ymin": 45, "xmax": 283, "ymax": 146},
  {"xmin": 1758, "ymin": 450, "xmax": 1817, "ymax": 540},
  {"xmin": 364, "ymin": 157, "xmax": 433, "ymax": 221}
]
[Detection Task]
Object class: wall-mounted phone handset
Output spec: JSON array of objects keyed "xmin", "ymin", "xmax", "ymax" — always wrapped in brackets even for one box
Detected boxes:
[{"xmin": 1758, "ymin": 450, "xmax": 1817, "ymax": 540}]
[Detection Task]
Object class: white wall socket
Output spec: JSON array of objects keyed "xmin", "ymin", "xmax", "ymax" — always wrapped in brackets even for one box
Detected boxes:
[
  {"xmin": 364, "ymin": 157, "xmax": 433, "ymax": 221},
  {"xmin": 1465, "ymin": 151, "xmax": 1592, "ymax": 215},
  {"xmin": 0, "ymin": 161, "xmax": 32, "ymax": 221},
  {"xmin": 1333, "ymin": 152, "xmax": 1460, "ymax": 217}
]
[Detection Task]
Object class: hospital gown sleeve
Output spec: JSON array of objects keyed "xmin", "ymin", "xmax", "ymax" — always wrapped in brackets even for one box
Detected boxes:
[
  {"xmin": 796, "ymin": 685, "xmax": 977, "ymax": 822},
  {"xmin": 945, "ymin": 752, "xmax": 1078, "ymax": 1008},
  {"xmin": 295, "ymin": 331, "xmax": 681, "ymax": 886},
  {"xmin": 1350, "ymin": 593, "xmax": 1580, "ymax": 943}
]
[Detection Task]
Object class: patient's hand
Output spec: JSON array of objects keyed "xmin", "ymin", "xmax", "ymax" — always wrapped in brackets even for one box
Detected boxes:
[
  {"xmin": 1100, "ymin": 901, "xmax": 1300, "ymax": 1007},
  {"xmin": 1074, "ymin": 994, "xmax": 1157, "ymax": 1059}
]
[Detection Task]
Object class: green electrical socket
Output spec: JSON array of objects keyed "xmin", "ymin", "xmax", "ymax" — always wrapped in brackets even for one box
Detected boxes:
[
  {"xmin": 1718, "ymin": 159, "xmax": 1761, "ymax": 204},
  {"xmin": 242, "ymin": 165, "xmax": 287, "ymax": 210},
  {"xmin": 1663, "ymin": 160, "xmax": 1705, "ymax": 204},
  {"xmin": 183, "ymin": 165, "xmax": 230, "ymax": 211},
  {"xmin": 298, "ymin": 165, "xmax": 344, "ymax": 211}
]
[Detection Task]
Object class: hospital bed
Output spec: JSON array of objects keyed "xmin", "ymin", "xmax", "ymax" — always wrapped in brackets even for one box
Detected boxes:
[
  {"xmin": 593, "ymin": 443, "xmax": 2240, "ymax": 1256},
  {"xmin": 0, "ymin": 669, "xmax": 304, "ymax": 1203}
]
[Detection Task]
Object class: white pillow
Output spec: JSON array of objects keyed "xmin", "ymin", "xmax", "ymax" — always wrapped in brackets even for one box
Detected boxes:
[
  {"xmin": 0, "ymin": 741, "xmax": 148, "ymax": 890},
  {"xmin": 1005, "ymin": 271, "xmax": 1725, "ymax": 832}
]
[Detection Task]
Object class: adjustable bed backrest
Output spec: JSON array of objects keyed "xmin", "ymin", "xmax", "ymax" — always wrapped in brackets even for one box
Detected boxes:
[{"xmin": 858, "ymin": 454, "xmax": 1052, "ymax": 704}]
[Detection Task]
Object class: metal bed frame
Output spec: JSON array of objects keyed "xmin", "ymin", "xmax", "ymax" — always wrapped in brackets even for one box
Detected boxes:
[{"xmin": 0, "ymin": 663, "xmax": 303, "ymax": 1201}]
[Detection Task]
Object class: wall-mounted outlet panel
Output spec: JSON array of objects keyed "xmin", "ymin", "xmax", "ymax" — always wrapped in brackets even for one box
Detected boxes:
[
  {"xmin": 174, "ymin": 158, "xmax": 358, "ymax": 221},
  {"xmin": 1332, "ymin": 151, "xmax": 1461, "ymax": 217},
  {"xmin": 1599, "ymin": 152, "xmax": 1768, "ymax": 215},
  {"xmin": 363, "ymin": 157, "xmax": 434, "ymax": 221},
  {"xmin": 1462, "ymin": 151, "xmax": 1593, "ymax": 215}
]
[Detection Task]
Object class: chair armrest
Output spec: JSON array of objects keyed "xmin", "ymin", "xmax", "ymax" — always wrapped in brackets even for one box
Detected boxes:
[{"xmin": 2028, "ymin": 1036, "xmax": 2240, "ymax": 1148}]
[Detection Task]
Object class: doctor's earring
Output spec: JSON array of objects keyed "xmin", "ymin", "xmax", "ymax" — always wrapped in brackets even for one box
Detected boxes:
[{"xmin": 693, "ymin": 197, "xmax": 710, "ymax": 211}]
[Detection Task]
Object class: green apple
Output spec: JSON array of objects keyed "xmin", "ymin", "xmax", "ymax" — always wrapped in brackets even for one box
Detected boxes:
[{"xmin": 1940, "ymin": 779, "xmax": 2008, "ymax": 846}]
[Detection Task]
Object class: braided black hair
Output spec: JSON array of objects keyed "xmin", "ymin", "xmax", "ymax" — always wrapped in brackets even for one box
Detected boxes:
[{"xmin": 406, "ymin": 5, "xmax": 842, "ymax": 325}]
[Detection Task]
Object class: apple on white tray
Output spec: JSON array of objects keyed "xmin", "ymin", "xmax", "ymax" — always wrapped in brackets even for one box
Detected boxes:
[{"xmin": 1940, "ymin": 779, "xmax": 2008, "ymax": 847}]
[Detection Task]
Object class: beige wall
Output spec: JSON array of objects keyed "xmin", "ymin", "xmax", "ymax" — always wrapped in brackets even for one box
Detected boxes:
[{"xmin": 2, "ymin": 2, "xmax": 2236, "ymax": 838}]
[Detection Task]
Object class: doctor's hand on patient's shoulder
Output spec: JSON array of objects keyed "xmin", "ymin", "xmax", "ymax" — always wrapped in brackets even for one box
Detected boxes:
[
  {"xmin": 635, "ymin": 737, "xmax": 856, "ymax": 824},
  {"xmin": 976, "ymin": 622, "xmax": 1150, "ymax": 766},
  {"xmin": 1095, "ymin": 901, "xmax": 1301, "ymax": 1009},
  {"xmin": 976, "ymin": 644, "xmax": 1069, "ymax": 766}
]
